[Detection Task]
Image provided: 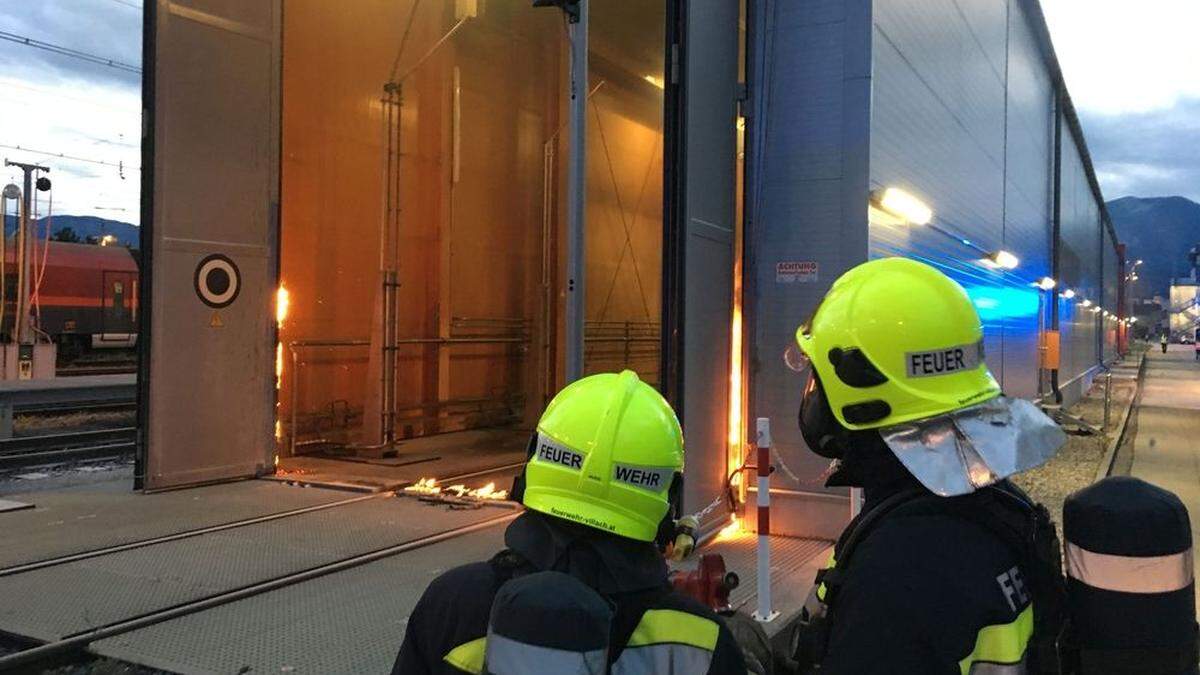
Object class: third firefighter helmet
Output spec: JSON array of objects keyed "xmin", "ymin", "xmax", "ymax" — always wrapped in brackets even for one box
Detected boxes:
[
  {"xmin": 520, "ymin": 370, "xmax": 684, "ymax": 542},
  {"xmin": 795, "ymin": 256, "xmax": 1000, "ymax": 430}
]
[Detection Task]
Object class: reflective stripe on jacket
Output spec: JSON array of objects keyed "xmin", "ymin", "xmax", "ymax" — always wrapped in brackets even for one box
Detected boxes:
[{"xmin": 441, "ymin": 608, "xmax": 723, "ymax": 674}]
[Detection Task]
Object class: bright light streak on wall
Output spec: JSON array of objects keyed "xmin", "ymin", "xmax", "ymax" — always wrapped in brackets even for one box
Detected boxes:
[
  {"xmin": 643, "ymin": 74, "xmax": 665, "ymax": 89},
  {"xmin": 964, "ymin": 285, "xmax": 1041, "ymax": 322},
  {"xmin": 983, "ymin": 250, "xmax": 1020, "ymax": 270},
  {"xmin": 875, "ymin": 187, "xmax": 933, "ymax": 225}
]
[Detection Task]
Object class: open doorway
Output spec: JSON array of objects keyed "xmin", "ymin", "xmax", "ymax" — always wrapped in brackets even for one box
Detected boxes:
[{"xmin": 276, "ymin": 1, "xmax": 666, "ymax": 489}]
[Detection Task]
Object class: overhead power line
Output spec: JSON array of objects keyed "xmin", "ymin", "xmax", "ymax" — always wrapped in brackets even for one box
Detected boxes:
[
  {"xmin": 0, "ymin": 30, "xmax": 142, "ymax": 75},
  {"xmin": 100, "ymin": 0, "xmax": 143, "ymax": 10},
  {"xmin": 0, "ymin": 143, "xmax": 139, "ymax": 171}
]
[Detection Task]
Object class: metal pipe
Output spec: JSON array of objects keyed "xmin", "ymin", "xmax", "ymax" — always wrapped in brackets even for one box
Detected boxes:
[
  {"xmin": 0, "ymin": 189, "xmax": 10, "ymax": 343},
  {"xmin": 563, "ymin": 0, "xmax": 588, "ymax": 383},
  {"xmin": 753, "ymin": 417, "xmax": 778, "ymax": 623},
  {"xmin": 396, "ymin": 17, "xmax": 471, "ymax": 85},
  {"xmin": 290, "ymin": 346, "xmax": 299, "ymax": 457},
  {"xmin": 540, "ymin": 141, "xmax": 554, "ymax": 405},
  {"xmin": 1050, "ymin": 91, "xmax": 1064, "ymax": 404},
  {"xmin": 15, "ymin": 172, "xmax": 29, "ymax": 344},
  {"xmin": 385, "ymin": 337, "xmax": 527, "ymax": 346},
  {"xmin": 1104, "ymin": 370, "xmax": 1112, "ymax": 430}
]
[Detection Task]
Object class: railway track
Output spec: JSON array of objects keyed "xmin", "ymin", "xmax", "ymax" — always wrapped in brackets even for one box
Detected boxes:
[
  {"xmin": 56, "ymin": 364, "xmax": 138, "ymax": 377},
  {"xmin": 0, "ymin": 461, "xmax": 523, "ymax": 670},
  {"xmin": 0, "ymin": 426, "xmax": 136, "ymax": 471}
]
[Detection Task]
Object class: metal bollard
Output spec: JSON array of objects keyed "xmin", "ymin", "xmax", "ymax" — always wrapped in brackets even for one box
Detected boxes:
[
  {"xmin": 753, "ymin": 418, "xmax": 779, "ymax": 623},
  {"xmin": 1104, "ymin": 371, "xmax": 1112, "ymax": 430}
]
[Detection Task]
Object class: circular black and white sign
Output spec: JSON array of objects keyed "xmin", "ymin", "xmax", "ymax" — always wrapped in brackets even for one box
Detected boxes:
[{"xmin": 194, "ymin": 254, "xmax": 241, "ymax": 308}]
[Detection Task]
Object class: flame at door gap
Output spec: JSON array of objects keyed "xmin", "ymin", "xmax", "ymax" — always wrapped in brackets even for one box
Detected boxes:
[{"xmin": 274, "ymin": 284, "xmax": 289, "ymax": 456}]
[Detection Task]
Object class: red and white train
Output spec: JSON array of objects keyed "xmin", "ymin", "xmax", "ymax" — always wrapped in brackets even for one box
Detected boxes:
[{"xmin": 2, "ymin": 240, "xmax": 140, "ymax": 358}]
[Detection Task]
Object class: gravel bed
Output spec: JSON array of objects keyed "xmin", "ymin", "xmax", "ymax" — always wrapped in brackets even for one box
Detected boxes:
[{"xmin": 1012, "ymin": 369, "xmax": 1138, "ymax": 528}]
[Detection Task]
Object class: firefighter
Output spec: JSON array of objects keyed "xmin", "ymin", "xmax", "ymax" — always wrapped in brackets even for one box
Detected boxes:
[
  {"xmin": 788, "ymin": 257, "xmax": 1068, "ymax": 674},
  {"xmin": 393, "ymin": 370, "xmax": 747, "ymax": 674}
]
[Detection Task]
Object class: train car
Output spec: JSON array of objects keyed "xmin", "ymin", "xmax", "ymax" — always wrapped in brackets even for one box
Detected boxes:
[{"xmin": 2, "ymin": 239, "xmax": 140, "ymax": 358}]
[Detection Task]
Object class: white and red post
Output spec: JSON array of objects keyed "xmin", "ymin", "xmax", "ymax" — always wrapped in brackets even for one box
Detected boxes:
[{"xmin": 753, "ymin": 417, "xmax": 780, "ymax": 622}]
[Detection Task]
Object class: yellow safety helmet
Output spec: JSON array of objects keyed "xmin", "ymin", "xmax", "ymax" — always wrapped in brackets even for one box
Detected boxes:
[
  {"xmin": 515, "ymin": 370, "xmax": 684, "ymax": 542},
  {"xmin": 796, "ymin": 257, "xmax": 1000, "ymax": 431}
]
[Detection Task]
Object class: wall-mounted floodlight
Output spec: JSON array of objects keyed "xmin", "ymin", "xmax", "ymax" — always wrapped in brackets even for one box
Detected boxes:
[
  {"xmin": 1061, "ymin": 289, "xmax": 1076, "ymax": 299},
  {"xmin": 1080, "ymin": 298, "xmax": 1092, "ymax": 307},
  {"xmin": 1034, "ymin": 277, "xmax": 1057, "ymax": 291},
  {"xmin": 1130, "ymin": 317, "xmax": 1138, "ymax": 324},
  {"xmin": 983, "ymin": 250, "xmax": 1020, "ymax": 270},
  {"xmin": 872, "ymin": 187, "xmax": 933, "ymax": 225}
]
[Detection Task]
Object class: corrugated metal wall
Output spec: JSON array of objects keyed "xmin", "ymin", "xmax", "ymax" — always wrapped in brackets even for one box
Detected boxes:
[
  {"xmin": 1058, "ymin": 131, "xmax": 1101, "ymax": 395},
  {"xmin": 1102, "ymin": 225, "xmax": 1120, "ymax": 360},
  {"xmin": 869, "ymin": 0, "xmax": 1053, "ymax": 400},
  {"xmin": 748, "ymin": 0, "xmax": 874, "ymax": 492},
  {"xmin": 747, "ymin": 0, "xmax": 1120, "ymax": 534}
]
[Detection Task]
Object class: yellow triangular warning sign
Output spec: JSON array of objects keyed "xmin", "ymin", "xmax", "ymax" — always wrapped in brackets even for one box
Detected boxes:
[{"xmin": 210, "ymin": 311, "xmax": 224, "ymax": 328}]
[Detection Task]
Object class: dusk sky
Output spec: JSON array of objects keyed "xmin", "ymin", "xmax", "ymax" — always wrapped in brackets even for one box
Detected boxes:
[{"xmin": 0, "ymin": 0, "xmax": 1196, "ymax": 227}]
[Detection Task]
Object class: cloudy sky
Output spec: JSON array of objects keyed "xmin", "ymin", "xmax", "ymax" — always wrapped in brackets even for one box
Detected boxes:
[
  {"xmin": 0, "ymin": 0, "xmax": 1195, "ymax": 227},
  {"xmin": 1041, "ymin": 0, "xmax": 1200, "ymax": 203},
  {"xmin": 0, "ymin": 0, "xmax": 141, "ymax": 224}
]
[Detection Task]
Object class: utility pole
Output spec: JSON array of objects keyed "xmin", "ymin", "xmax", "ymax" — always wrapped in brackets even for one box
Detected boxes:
[
  {"xmin": 4, "ymin": 160, "xmax": 50, "ymax": 345},
  {"xmin": 534, "ymin": 0, "xmax": 586, "ymax": 383}
]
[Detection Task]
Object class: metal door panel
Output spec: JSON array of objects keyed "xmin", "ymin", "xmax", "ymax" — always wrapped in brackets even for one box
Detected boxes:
[
  {"xmin": 142, "ymin": 0, "xmax": 280, "ymax": 489},
  {"xmin": 676, "ymin": 0, "xmax": 740, "ymax": 526}
]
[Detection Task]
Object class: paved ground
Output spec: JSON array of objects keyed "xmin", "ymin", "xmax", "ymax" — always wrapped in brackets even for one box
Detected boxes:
[{"xmin": 1130, "ymin": 343, "xmax": 1200, "ymax": 598}]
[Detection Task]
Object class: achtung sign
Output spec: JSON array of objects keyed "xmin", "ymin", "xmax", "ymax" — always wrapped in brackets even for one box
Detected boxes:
[{"xmin": 776, "ymin": 260, "xmax": 818, "ymax": 284}]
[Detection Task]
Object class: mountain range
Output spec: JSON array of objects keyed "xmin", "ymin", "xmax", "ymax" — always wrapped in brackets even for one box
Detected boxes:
[
  {"xmin": 2, "ymin": 214, "xmax": 139, "ymax": 248},
  {"xmin": 1106, "ymin": 196, "xmax": 1200, "ymax": 299}
]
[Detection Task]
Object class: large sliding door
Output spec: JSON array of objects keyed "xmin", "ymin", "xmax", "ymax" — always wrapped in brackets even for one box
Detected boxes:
[
  {"xmin": 667, "ymin": 0, "xmax": 741, "ymax": 524},
  {"xmin": 139, "ymin": 1, "xmax": 280, "ymax": 489}
]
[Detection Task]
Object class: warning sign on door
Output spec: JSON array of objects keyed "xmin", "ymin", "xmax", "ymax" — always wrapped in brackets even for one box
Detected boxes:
[{"xmin": 776, "ymin": 261, "xmax": 818, "ymax": 284}]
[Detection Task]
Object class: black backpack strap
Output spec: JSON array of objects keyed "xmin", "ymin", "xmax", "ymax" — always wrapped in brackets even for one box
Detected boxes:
[
  {"xmin": 791, "ymin": 488, "xmax": 928, "ymax": 670},
  {"xmin": 797, "ymin": 485, "xmax": 1068, "ymax": 674},
  {"xmin": 941, "ymin": 485, "xmax": 1069, "ymax": 675},
  {"xmin": 815, "ymin": 487, "xmax": 927, "ymax": 608},
  {"xmin": 605, "ymin": 585, "xmax": 671, "ymax": 666}
]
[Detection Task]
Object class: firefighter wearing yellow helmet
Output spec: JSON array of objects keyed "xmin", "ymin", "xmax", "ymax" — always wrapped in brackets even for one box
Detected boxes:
[
  {"xmin": 788, "ymin": 257, "xmax": 1068, "ymax": 674},
  {"xmin": 395, "ymin": 371, "xmax": 747, "ymax": 675}
]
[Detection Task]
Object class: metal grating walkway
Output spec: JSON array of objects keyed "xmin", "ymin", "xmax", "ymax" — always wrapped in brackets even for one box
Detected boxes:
[
  {"xmin": 92, "ymin": 526, "xmax": 507, "ymax": 674},
  {"xmin": 88, "ymin": 529, "xmax": 829, "ymax": 673},
  {"xmin": 0, "ymin": 478, "xmax": 351, "ymax": 569},
  {"xmin": 0, "ymin": 495, "xmax": 511, "ymax": 643}
]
